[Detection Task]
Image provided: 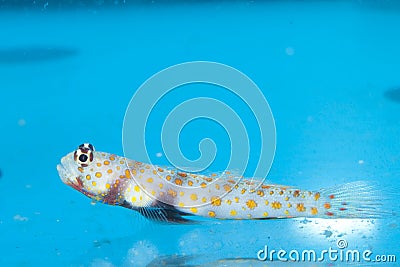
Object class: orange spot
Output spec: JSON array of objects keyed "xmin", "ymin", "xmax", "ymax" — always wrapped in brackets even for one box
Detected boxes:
[
  {"xmin": 211, "ymin": 196, "xmax": 221, "ymax": 206},
  {"xmin": 174, "ymin": 178, "xmax": 183, "ymax": 186},
  {"xmin": 78, "ymin": 167, "xmax": 84, "ymax": 173},
  {"xmin": 95, "ymin": 172, "xmax": 102, "ymax": 178},
  {"xmin": 107, "ymin": 169, "xmax": 113, "ymax": 174},
  {"xmin": 178, "ymin": 172, "xmax": 187, "ymax": 177},
  {"xmin": 246, "ymin": 200, "xmax": 257, "ymax": 210},
  {"xmin": 296, "ymin": 203, "xmax": 306, "ymax": 212},
  {"xmin": 224, "ymin": 185, "xmax": 232, "ymax": 192},
  {"xmin": 257, "ymin": 190, "xmax": 264, "ymax": 197},
  {"xmin": 211, "ymin": 173, "xmax": 217, "ymax": 177},
  {"xmin": 205, "ymin": 177, "xmax": 213, "ymax": 182},
  {"xmin": 228, "ymin": 180, "xmax": 235, "ymax": 184},
  {"xmin": 109, "ymin": 156, "xmax": 115, "ymax": 161},
  {"xmin": 326, "ymin": 212, "xmax": 334, "ymax": 216},
  {"xmin": 96, "ymin": 163, "xmax": 102, "ymax": 167},
  {"xmin": 166, "ymin": 175, "xmax": 171, "ymax": 181},
  {"xmin": 339, "ymin": 208, "xmax": 347, "ymax": 211},
  {"xmin": 324, "ymin": 203, "xmax": 331, "ymax": 209},
  {"xmin": 234, "ymin": 197, "xmax": 239, "ymax": 203},
  {"xmin": 271, "ymin": 201, "xmax": 282, "ymax": 209},
  {"xmin": 200, "ymin": 182, "xmax": 207, "ymax": 188},
  {"xmin": 208, "ymin": 211, "xmax": 216, "ymax": 217},
  {"xmin": 314, "ymin": 192, "xmax": 321, "ymax": 201},
  {"xmin": 269, "ymin": 191, "xmax": 274, "ymax": 195},
  {"xmin": 241, "ymin": 188, "xmax": 246, "ymax": 194},
  {"xmin": 293, "ymin": 190, "xmax": 300, "ymax": 197},
  {"xmin": 158, "ymin": 167, "xmax": 164, "ymax": 172},
  {"xmin": 125, "ymin": 169, "xmax": 132, "ymax": 179},
  {"xmin": 119, "ymin": 175, "xmax": 126, "ymax": 179},
  {"xmin": 329, "ymin": 194, "xmax": 335, "ymax": 199},
  {"xmin": 261, "ymin": 185, "xmax": 271, "ymax": 189},
  {"xmin": 168, "ymin": 189, "xmax": 177, "ymax": 197},
  {"xmin": 215, "ymin": 184, "xmax": 220, "ymax": 190},
  {"xmin": 104, "ymin": 160, "xmax": 110, "ymax": 165},
  {"xmin": 279, "ymin": 190, "xmax": 284, "ymax": 195},
  {"xmin": 188, "ymin": 180, "xmax": 193, "ymax": 186}
]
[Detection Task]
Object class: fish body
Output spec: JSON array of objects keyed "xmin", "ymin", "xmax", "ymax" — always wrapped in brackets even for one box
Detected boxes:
[{"xmin": 57, "ymin": 144, "xmax": 382, "ymax": 222}]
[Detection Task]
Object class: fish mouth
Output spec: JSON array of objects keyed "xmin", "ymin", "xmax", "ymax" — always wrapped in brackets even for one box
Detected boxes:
[{"xmin": 57, "ymin": 163, "xmax": 78, "ymax": 186}]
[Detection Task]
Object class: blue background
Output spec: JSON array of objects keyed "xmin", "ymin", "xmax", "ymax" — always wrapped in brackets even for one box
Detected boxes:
[{"xmin": 1, "ymin": 1, "xmax": 399, "ymax": 266}]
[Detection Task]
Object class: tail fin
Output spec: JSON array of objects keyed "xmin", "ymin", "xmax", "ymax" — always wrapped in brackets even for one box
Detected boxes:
[{"xmin": 319, "ymin": 181, "xmax": 394, "ymax": 219}]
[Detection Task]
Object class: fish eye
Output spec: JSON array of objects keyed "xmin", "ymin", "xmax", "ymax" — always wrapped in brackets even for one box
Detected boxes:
[{"xmin": 74, "ymin": 143, "xmax": 95, "ymax": 167}]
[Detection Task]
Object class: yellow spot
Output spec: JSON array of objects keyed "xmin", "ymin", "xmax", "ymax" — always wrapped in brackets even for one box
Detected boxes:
[
  {"xmin": 279, "ymin": 190, "xmax": 284, "ymax": 195},
  {"xmin": 215, "ymin": 184, "xmax": 220, "ymax": 190},
  {"xmin": 106, "ymin": 183, "xmax": 110, "ymax": 189},
  {"xmin": 264, "ymin": 200, "xmax": 269, "ymax": 205},
  {"xmin": 241, "ymin": 188, "xmax": 246, "ymax": 194},
  {"xmin": 188, "ymin": 181, "xmax": 193, "ymax": 186},
  {"xmin": 140, "ymin": 196, "xmax": 143, "ymax": 201},
  {"xmin": 153, "ymin": 170, "xmax": 157, "ymax": 175},
  {"xmin": 131, "ymin": 196, "xmax": 136, "ymax": 202},
  {"xmin": 249, "ymin": 189, "xmax": 255, "ymax": 193},
  {"xmin": 159, "ymin": 183, "xmax": 163, "ymax": 189},
  {"xmin": 107, "ymin": 169, "xmax": 112, "ymax": 174},
  {"xmin": 86, "ymin": 175, "xmax": 91, "ymax": 180},
  {"xmin": 269, "ymin": 191, "xmax": 274, "ymax": 195},
  {"xmin": 92, "ymin": 181, "xmax": 96, "ymax": 186},
  {"xmin": 208, "ymin": 211, "xmax": 216, "ymax": 217},
  {"xmin": 224, "ymin": 185, "xmax": 232, "ymax": 192},
  {"xmin": 190, "ymin": 194, "xmax": 198, "ymax": 201},
  {"xmin": 116, "ymin": 166, "xmax": 121, "ymax": 171},
  {"xmin": 119, "ymin": 160, "xmax": 125, "ymax": 164},
  {"xmin": 284, "ymin": 210, "xmax": 290, "ymax": 215},
  {"xmin": 178, "ymin": 202, "xmax": 185, "ymax": 207},
  {"xmin": 314, "ymin": 192, "xmax": 321, "ymax": 201},
  {"xmin": 296, "ymin": 203, "xmax": 306, "ymax": 212},
  {"xmin": 179, "ymin": 191, "xmax": 184, "ymax": 196},
  {"xmin": 78, "ymin": 167, "xmax": 84, "ymax": 173},
  {"xmin": 134, "ymin": 185, "xmax": 140, "ymax": 192},
  {"xmin": 151, "ymin": 190, "xmax": 156, "ymax": 196},
  {"xmin": 263, "ymin": 211, "xmax": 269, "ymax": 217},
  {"xmin": 311, "ymin": 207, "xmax": 318, "ymax": 215},
  {"xmin": 246, "ymin": 199, "xmax": 258, "ymax": 210},
  {"xmin": 234, "ymin": 197, "xmax": 239, "ymax": 203},
  {"xmin": 132, "ymin": 169, "xmax": 137, "ymax": 176},
  {"xmin": 211, "ymin": 196, "xmax": 221, "ymax": 206},
  {"xmin": 271, "ymin": 201, "xmax": 282, "ymax": 209},
  {"xmin": 284, "ymin": 196, "xmax": 290, "ymax": 201},
  {"xmin": 140, "ymin": 169, "xmax": 145, "ymax": 173},
  {"xmin": 104, "ymin": 160, "xmax": 110, "ymax": 165},
  {"xmin": 145, "ymin": 165, "xmax": 150, "ymax": 169},
  {"xmin": 96, "ymin": 163, "xmax": 102, "ymax": 167},
  {"xmin": 190, "ymin": 207, "xmax": 198, "ymax": 213},
  {"xmin": 95, "ymin": 172, "xmax": 102, "ymax": 178},
  {"xmin": 230, "ymin": 210, "xmax": 237, "ymax": 216},
  {"xmin": 147, "ymin": 177, "xmax": 153, "ymax": 183},
  {"xmin": 202, "ymin": 197, "xmax": 207, "ymax": 203},
  {"xmin": 287, "ymin": 203, "xmax": 292, "ymax": 208},
  {"xmin": 225, "ymin": 199, "xmax": 232, "ymax": 205}
]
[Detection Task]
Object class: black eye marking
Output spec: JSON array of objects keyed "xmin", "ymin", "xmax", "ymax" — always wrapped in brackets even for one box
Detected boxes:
[
  {"xmin": 79, "ymin": 143, "xmax": 95, "ymax": 152},
  {"xmin": 79, "ymin": 154, "xmax": 88, "ymax": 163}
]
